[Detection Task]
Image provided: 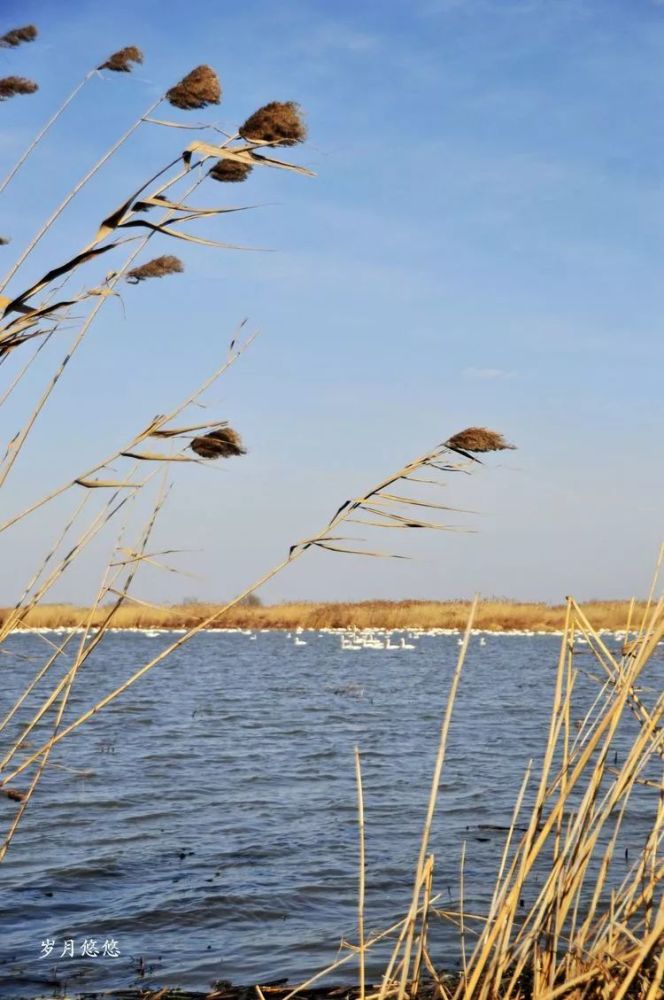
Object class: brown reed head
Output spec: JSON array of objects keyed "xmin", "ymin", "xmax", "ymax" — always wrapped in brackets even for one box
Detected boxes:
[
  {"xmin": 0, "ymin": 25, "xmax": 38, "ymax": 48},
  {"xmin": 190, "ymin": 427, "xmax": 246, "ymax": 459},
  {"xmin": 240, "ymin": 101, "xmax": 307, "ymax": 146},
  {"xmin": 126, "ymin": 255, "xmax": 184, "ymax": 284},
  {"xmin": 445, "ymin": 427, "xmax": 515, "ymax": 453},
  {"xmin": 166, "ymin": 65, "xmax": 221, "ymax": 110},
  {"xmin": 209, "ymin": 159, "xmax": 253, "ymax": 183},
  {"xmin": 0, "ymin": 76, "xmax": 38, "ymax": 100},
  {"xmin": 99, "ymin": 46, "xmax": 144, "ymax": 73},
  {"xmin": 0, "ymin": 237, "xmax": 10, "ymax": 245}
]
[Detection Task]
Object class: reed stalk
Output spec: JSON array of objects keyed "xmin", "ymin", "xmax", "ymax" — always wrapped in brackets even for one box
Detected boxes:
[
  {"xmin": 356, "ymin": 746, "xmax": 367, "ymax": 1000},
  {"xmin": 0, "ymin": 95, "xmax": 163, "ymax": 294},
  {"xmin": 392, "ymin": 599, "xmax": 477, "ymax": 1000},
  {"xmin": 0, "ymin": 328, "xmax": 256, "ymax": 533},
  {"xmin": 0, "ymin": 72, "xmax": 92, "ymax": 194}
]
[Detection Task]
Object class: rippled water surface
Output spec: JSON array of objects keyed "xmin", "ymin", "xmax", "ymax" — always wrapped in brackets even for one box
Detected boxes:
[{"xmin": 0, "ymin": 630, "xmax": 661, "ymax": 997}]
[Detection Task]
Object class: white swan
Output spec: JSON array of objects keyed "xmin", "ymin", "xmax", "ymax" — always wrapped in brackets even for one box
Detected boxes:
[
  {"xmin": 341, "ymin": 637, "xmax": 362, "ymax": 651},
  {"xmin": 400, "ymin": 637, "xmax": 415, "ymax": 650},
  {"xmin": 294, "ymin": 636, "xmax": 307, "ymax": 646}
]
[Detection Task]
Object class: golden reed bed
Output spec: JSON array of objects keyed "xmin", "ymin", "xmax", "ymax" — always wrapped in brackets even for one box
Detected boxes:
[{"xmin": 1, "ymin": 599, "xmax": 646, "ymax": 632}]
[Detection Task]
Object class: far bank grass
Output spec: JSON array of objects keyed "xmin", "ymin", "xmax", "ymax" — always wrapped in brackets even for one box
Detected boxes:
[{"xmin": 2, "ymin": 599, "xmax": 643, "ymax": 632}]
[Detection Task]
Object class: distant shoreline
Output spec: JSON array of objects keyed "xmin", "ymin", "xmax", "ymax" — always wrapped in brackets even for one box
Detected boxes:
[{"xmin": 1, "ymin": 599, "xmax": 644, "ymax": 633}]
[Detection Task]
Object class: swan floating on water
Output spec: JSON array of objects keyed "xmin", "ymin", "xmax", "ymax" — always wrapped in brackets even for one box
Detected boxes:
[{"xmin": 341, "ymin": 636, "xmax": 362, "ymax": 650}]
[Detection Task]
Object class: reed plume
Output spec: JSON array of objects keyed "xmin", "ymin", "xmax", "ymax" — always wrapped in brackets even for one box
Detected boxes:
[
  {"xmin": 0, "ymin": 238, "xmax": 10, "ymax": 246},
  {"xmin": 209, "ymin": 159, "xmax": 253, "ymax": 183},
  {"xmin": 239, "ymin": 101, "xmax": 307, "ymax": 146},
  {"xmin": 0, "ymin": 25, "xmax": 37, "ymax": 48},
  {"xmin": 445, "ymin": 426, "xmax": 515, "ymax": 453},
  {"xmin": 98, "ymin": 46, "xmax": 144, "ymax": 73},
  {"xmin": 166, "ymin": 65, "xmax": 220, "ymax": 110},
  {"xmin": 126, "ymin": 255, "xmax": 184, "ymax": 283},
  {"xmin": 0, "ymin": 77, "xmax": 38, "ymax": 100},
  {"xmin": 190, "ymin": 426, "xmax": 246, "ymax": 459}
]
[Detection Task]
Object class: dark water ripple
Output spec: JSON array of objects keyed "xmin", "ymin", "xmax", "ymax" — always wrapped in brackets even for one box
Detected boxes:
[{"xmin": 0, "ymin": 631, "xmax": 661, "ymax": 997}]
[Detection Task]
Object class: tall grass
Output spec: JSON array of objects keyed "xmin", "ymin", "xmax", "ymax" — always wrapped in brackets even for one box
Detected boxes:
[
  {"xmin": 280, "ymin": 583, "xmax": 664, "ymax": 999},
  {"xmin": 0, "ymin": 598, "xmax": 651, "ymax": 632},
  {"xmin": 0, "ymin": 25, "xmax": 315, "ymax": 859}
]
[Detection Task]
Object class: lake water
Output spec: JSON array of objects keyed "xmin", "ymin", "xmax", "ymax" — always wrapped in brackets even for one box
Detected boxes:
[{"xmin": 0, "ymin": 630, "xmax": 661, "ymax": 998}]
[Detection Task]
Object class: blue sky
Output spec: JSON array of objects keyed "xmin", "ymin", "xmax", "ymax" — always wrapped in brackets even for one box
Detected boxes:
[{"xmin": 1, "ymin": 0, "xmax": 663, "ymax": 605}]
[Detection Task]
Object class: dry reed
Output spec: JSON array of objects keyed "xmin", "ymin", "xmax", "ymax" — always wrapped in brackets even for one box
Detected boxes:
[
  {"xmin": 338, "ymin": 584, "xmax": 664, "ymax": 1000},
  {"xmin": 0, "ymin": 76, "xmax": 38, "ymax": 100},
  {"xmin": 126, "ymin": 255, "xmax": 184, "ymax": 283},
  {"xmin": 0, "ymin": 38, "xmax": 145, "ymax": 196},
  {"xmin": 166, "ymin": 65, "xmax": 221, "ymax": 109},
  {"xmin": 0, "ymin": 25, "xmax": 37, "ymax": 48},
  {"xmin": 98, "ymin": 46, "xmax": 144, "ymax": 72},
  {"xmin": 209, "ymin": 159, "xmax": 253, "ymax": 183},
  {"xmin": 0, "ymin": 599, "xmax": 650, "ymax": 633},
  {"xmin": 257, "ymin": 583, "xmax": 664, "ymax": 1000},
  {"xmin": 355, "ymin": 747, "xmax": 367, "ymax": 1000},
  {"xmin": 189, "ymin": 426, "xmax": 246, "ymax": 459},
  {"xmin": 240, "ymin": 101, "xmax": 307, "ymax": 146},
  {"xmin": 0, "ymin": 34, "xmax": 311, "ymax": 923},
  {"xmin": 445, "ymin": 427, "xmax": 515, "ymax": 453}
]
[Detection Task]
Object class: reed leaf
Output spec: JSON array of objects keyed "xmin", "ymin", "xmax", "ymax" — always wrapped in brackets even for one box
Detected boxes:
[{"xmin": 186, "ymin": 140, "xmax": 316, "ymax": 177}]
